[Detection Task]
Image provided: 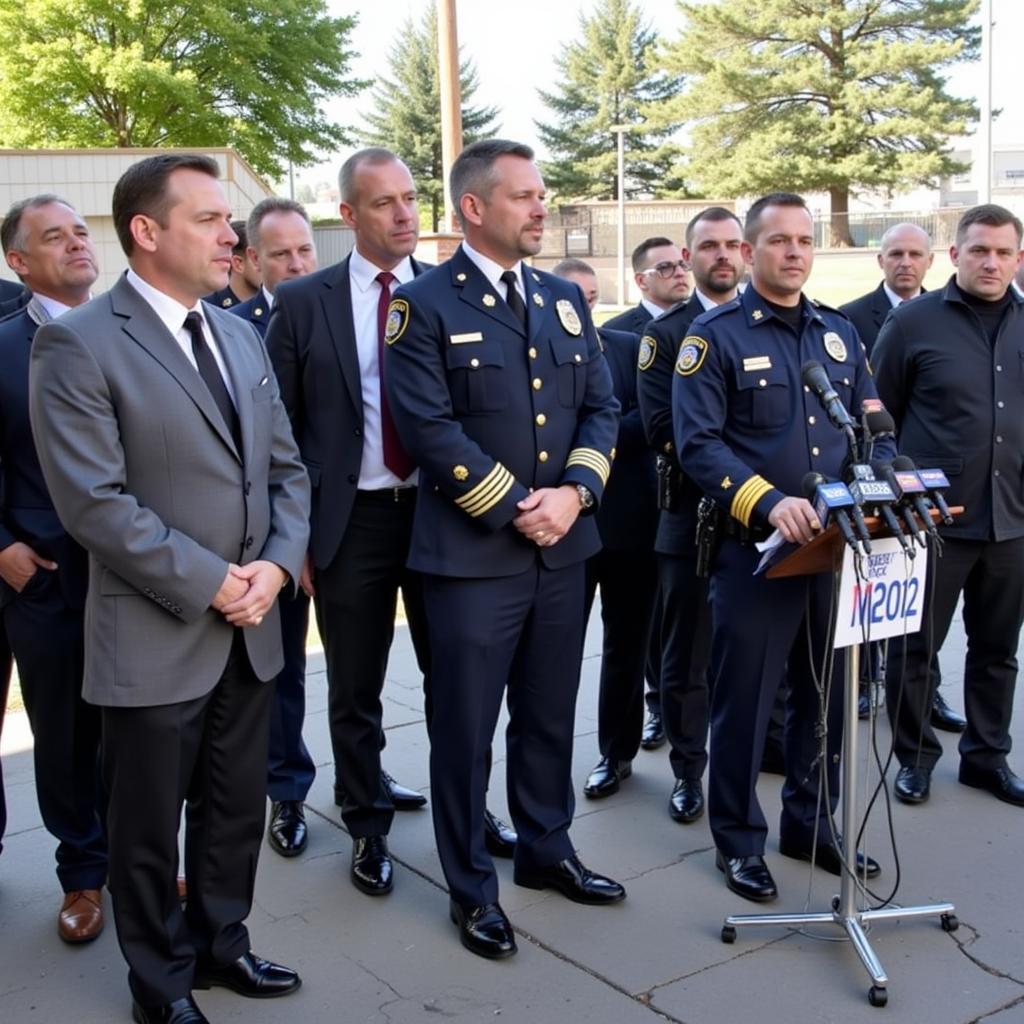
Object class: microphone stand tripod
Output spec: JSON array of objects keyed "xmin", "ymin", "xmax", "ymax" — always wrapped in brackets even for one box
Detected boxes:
[{"xmin": 719, "ymin": 520, "xmax": 959, "ymax": 1008}]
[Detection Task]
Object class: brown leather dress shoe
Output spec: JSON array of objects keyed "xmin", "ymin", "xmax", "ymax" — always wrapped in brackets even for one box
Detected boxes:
[{"xmin": 58, "ymin": 889, "xmax": 104, "ymax": 943}]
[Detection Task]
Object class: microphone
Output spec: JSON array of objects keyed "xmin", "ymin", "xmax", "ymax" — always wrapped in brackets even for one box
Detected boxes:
[
  {"xmin": 872, "ymin": 459, "xmax": 931, "ymax": 547},
  {"xmin": 802, "ymin": 360, "xmax": 856, "ymax": 433},
  {"xmin": 803, "ymin": 472, "xmax": 867, "ymax": 555},
  {"xmin": 891, "ymin": 456, "xmax": 940, "ymax": 539},
  {"xmin": 915, "ymin": 465, "xmax": 955, "ymax": 526},
  {"xmin": 858, "ymin": 403, "xmax": 896, "ymax": 464},
  {"xmin": 845, "ymin": 465, "xmax": 915, "ymax": 558}
]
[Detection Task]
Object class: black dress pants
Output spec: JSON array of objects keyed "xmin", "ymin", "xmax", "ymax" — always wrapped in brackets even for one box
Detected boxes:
[
  {"xmin": 886, "ymin": 535, "xmax": 1024, "ymax": 771},
  {"xmin": 103, "ymin": 631, "xmax": 272, "ymax": 1006},
  {"xmin": 314, "ymin": 490, "xmax": 429, "ymax": 838}
]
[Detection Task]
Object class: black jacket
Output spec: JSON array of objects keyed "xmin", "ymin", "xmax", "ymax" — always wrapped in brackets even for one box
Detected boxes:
[
  {"xmin": 838, "ymin": 282, "xmax": 891, "ymax": 355},
  {"xmin": 873, "ymin": 276, "xmax": 1024, "ymax": 541},
  {"xmin": 602, "ymin": 303, "xmax": 652, "ymax": 335}
]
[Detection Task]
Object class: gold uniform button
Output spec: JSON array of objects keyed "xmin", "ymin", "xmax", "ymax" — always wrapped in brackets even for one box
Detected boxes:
[
  {"xmin": 532, "ymin": 378, "xmax": 543, "ymax": 390},
  {"xmin": 528, "ymin": 347, "xmax": 538, "ymax": 359},
  {"xmin": 470, "ymin": 357, "xmax": 480, "ymax": 368},
  {"xmin": 538, "ymin": 450, "xmax": 549, "ymax": 463},
  {"xmin": 574, "ymin": 353, "xmax": 582, "ymax": 363},
  {"xmin": 610, "ymin": 447, "xmax": 617, "ymax": 460},
  {"xmin": 759, "ymin": 378, "xmax": 767, "ymax": 387},
  {"xmin": 808, "ymin": 415, "xmax": 816, "ymax": 425},
  {"xmin": 811, "ymin": 446, "xmax": 820, "ymax": 457},
  {"xmin": 536, "ymin": 413, "xmax": 546, "ymax": 426}
]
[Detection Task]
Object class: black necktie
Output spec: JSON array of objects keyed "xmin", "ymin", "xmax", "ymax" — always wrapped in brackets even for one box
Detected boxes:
[
  {"xmin": 500, "ymin": 270, "xmax": 527, "ymax": 327},
  {"xmin": 183, "ymin": 312, "xmax": 241, "ymax": 453}
]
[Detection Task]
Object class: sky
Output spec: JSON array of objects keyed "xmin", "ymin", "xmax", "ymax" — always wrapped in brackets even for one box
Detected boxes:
[{"xmin": 296, "ymin": 0, "xmax": 1023, "ymax": 187}]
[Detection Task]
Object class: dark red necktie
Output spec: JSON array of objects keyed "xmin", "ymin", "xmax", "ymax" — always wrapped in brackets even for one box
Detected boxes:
[{"xmin": 376, "ymin": 271, "xmax": 415, "ymax": 480}]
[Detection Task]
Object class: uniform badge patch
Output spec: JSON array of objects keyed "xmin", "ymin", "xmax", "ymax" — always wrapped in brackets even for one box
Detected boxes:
[
  {"xmin": 638, "ymin": 335, "xmax": 657, "ymax": 372},
  {"xmin": 453, "ymin": 465, "xmax": 469, "ymax": 481},
  {"xmin": 823, "ymin": 331, "xmax": 847, "ymax": 362},
  {"xmin": 675, "ymin": 336, "xmax": 708, "ymax": 376},
  {"xmin": 556, "ymin": 299, "xmax": 582, "ymax": 336},
  {"xmin": 384, "ymin": 299, "xmax": 409, "ymax": 345}
]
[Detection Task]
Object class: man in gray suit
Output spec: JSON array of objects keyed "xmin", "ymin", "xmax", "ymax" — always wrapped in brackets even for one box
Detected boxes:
[{"xmin": 29, "ymin": 154, "xmax": 310, "ymax": 1024}]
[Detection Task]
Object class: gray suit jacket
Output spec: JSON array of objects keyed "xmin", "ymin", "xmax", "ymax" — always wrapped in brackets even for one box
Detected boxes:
[{"xmin": 28, "ymin": 275, "xmax": 310, "ymax": 708}]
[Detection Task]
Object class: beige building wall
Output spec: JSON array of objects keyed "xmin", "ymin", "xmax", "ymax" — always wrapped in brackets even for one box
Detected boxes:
[{"xmin": 0, "ymin": 148, "xmax": 274, "ymax": 293}]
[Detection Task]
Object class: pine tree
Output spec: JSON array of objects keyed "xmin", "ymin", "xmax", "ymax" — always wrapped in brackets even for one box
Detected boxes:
[
  {"xmin": 658, "ymin": 0, "xmax": 979, "ymax": 244},
  {"xmin": 360, "ymin": 2, "xmax": 500, "ymax": 231},
  {"xmin": 535, "ymin": 0, "xmax": 686, "ymax": 201}
]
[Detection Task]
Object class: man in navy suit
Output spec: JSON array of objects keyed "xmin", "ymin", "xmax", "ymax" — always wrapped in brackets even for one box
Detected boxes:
[
  {"xmin": 0, "ymin": 194, "xmax": 107, "ymax": 942},
  {"xmin": 229, "ymin": 198, "xmax": 319, "ymax": 858},
  {"xmin": 553, "ymin": 259, "xmax": 660, "ymax": 802},
  {"xmin": 602, "ymin": 236, "xmax": 690, "ymax": 335},
  {"xmin": 385, "ymin": 140, "xmax": 625, "ymax": 960},
  {"xmin": 266, "ymin": 148, "xmax": 486, "ymax": 899}
]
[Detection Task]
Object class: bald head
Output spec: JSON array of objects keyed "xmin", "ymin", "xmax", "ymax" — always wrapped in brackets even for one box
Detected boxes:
[{"xmin": 878, "ymin": 223, "xmax": 933, "ymax": 300}]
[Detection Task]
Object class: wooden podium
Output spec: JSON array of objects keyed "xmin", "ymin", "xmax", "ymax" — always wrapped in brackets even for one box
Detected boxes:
[{"xmin": 720, "ymin": 508, "xmax": 962, "ymax": 1008}]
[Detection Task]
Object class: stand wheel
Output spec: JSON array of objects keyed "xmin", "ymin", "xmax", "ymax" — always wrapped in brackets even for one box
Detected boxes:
[
  {"xmin": 868, "ymin": 986, "xmax": 888, "ymax": 1008},
  {"xmin": 831, "ymin": 895, "xmax": 841, "ymax": 912},
  {"xmin": 721, "ymin": 925, "xmax": 737, "ymax": 944},
  {"xmin": 941, "ymin": 913, "xmax": 959, "ymax": 932}
]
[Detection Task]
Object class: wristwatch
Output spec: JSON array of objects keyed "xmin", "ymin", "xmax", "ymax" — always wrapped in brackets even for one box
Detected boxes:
[{"xmin": 576, "ymin": 484, "xmax": 595, "ymax": 513}]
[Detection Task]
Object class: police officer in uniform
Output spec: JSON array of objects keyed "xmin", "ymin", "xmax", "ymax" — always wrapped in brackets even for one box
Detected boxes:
[
  {"xmin": 673, "ymin": 193, "xmax": 886, "ymax": 902},
  {"xmin": 637, "ymin": 207, "xmax": 745, "ymax": 823},
  {"xmin": 204, "ymin": 220, "xmax": 260, "ymax": 309},
  {"xmin": 385, "ymin": 140, "xmax": 625, "ymax": 959}
]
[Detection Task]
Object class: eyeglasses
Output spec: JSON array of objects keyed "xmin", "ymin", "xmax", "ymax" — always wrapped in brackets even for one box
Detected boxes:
[{"xmin": 642, "ymin": 260, "xmax": 687, "ymax": 279}]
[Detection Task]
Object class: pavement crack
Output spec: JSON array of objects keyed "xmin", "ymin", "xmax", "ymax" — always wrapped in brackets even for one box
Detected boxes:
[
  {"xmin": 645, "ymin": 931, "xmax": 794, "ymax": 995},
  {"xmin": 622, "ymin": 845, "xmax": 716, "ymax": 881},
  {"xmin": 513, "ymin": 925, "xmax": 688, "ymax": 1023},
  {"xmin": 950, "ymin": 920, "xmax": 1024, "ymax": 988},
  {"xmin": 963, "ymin": 993, "xmax": 1024, "ymax": 1023}
]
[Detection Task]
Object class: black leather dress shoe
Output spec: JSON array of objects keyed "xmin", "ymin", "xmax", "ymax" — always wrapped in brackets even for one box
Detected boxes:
[
  {"xmin": 267, "ymin": 800, "xmax": 307, "ymax": 858},
  {"xmin": 894, "ymin": 764, "xmax": 932, "ymax": 804},
  {"xmin": 449, "ymin": 900, "xmax": 517, "ymax": 959},
  {"xmin": 640, "ymin": 710, "xmax": 666, "ymax": 750},
  {"xmin": 194, "ymin": 951, "xmax": 301, "ymax": 998},
  {"xmin": 351, "ymin": 835, "xmax": 393, "ymax": 895},
  {"xmin": 931, "ymin": 692, "xmax": 967, "ymax": 733},
  {"xmin": 715, "ymin": 850, "xmax": 777, "ymax": 903},
  {"xmin": 484, "ymin": 810, "xmax": 517, "ymax": 858},
  {"xmin": 583, "ymin": 756, "xmax": 631, "ymax": 798},
  {"xmin": 668, "ymin": 778, "xmax": 704, "ymax": 823},
  {"xmin": 334, "ymin": 772, "xmax": 427, "ymax": 810},
  {"xmin": 514, "ymin": 854, "xmax": 625, "ymax": 904},
  {"xmin": 959, "ymin": 762, "xmax": 1024, "ymax": 807},
  {"xmin": 778, "ymin": 835, "xmax": 881, "ymax": 878},
  {"xmin": 382, "ymin": 769, "xmax": 427, "ymax": 810},
  {"xmin": 132, "ymin": 996, "xmax": 209, "ymax": 1024}
]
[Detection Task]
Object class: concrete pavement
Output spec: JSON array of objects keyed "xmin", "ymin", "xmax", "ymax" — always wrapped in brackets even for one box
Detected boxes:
[{"xmin": 1, "ymin": 603, "xmax": 1022, "ymax": 1023}]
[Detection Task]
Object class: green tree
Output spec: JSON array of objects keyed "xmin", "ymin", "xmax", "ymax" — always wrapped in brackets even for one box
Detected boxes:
[
  {"xmin": 0, "ymin": 0, "xmax": 366, "ymax": 180},
  {"xmin": 360, "ymin": 2, "xmax": 500, "ymax": 231},
  {"xmin": 659, "ymin": 0, "xmax": 979, "ymax": 245},
  {"xmin": 535, "ymin": 0, "xmax": 686, "ymax": 201}
]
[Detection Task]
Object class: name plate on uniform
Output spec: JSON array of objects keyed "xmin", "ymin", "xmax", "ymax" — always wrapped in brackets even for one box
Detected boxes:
[{"xmin": 834, "ymin": 538, "xmax": 927, "ymax": 649}]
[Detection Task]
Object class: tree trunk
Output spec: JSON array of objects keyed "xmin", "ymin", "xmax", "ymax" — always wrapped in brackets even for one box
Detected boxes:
[{"xmin": 828, "ymin": 185, "xmax": 854, "ymax": 248}]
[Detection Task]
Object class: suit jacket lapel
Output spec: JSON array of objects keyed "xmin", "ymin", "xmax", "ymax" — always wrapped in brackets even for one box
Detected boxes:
[
  {"xmin": 110, "ymin": 277, "xmax": 241, "ymax": 462},
  {"xmin": 872, "ymin": 282, "xmax": 891, "ymax": 329},
  {"xmin": 319, "ymin": 257, "xmax": 363, "ymax": 416}
]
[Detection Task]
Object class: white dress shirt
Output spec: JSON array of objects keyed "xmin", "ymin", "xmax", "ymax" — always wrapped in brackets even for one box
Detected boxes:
[
  {"xmin": 460, "ymin": 240, "xmax": 525, "ymax": 306},
  {"xmin": 348, "ymin": 248, "xmax": 417, "ymax": 488},
  {"xmin": 127, "ymin": 269, "xmax": 237, "ymax": 406}
]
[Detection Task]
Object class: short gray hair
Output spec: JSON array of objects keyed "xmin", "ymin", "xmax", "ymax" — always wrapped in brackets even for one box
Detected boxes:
[
  {"xmin": 1, "ymin": 193, "xmax": 74, "ymax": 256},
  {"xmin": 338, "ymin": 147, "xmax": 401, "ymax": 205},
  {"xmin": 449, "ymin": 139, "xmax": 535, "ymax": 229},
  {"xmin": 552, "ymin": 258, "xmax": 596, "ymax": 278},
  {"xmin": 246, "ymin": 198, "xmax": 311, "ymax": 251}
]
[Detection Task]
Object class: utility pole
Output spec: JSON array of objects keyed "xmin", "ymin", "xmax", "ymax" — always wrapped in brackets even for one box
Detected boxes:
[{"xmin": 438, "ymin": 0, "xmax": 463, "ymax": 231}]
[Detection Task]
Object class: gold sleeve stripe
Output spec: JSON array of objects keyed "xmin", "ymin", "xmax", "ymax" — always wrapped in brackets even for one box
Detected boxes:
[
  {"xmin": 729, "ymin": 475, "xmax": 773, "ymax": 527},
  {"xmin": 456, "ymin": 463, "xmax": 515, "ymax": 517},
  {"xmin": 565, "ymin": 448, "xmax": 611, "ymax": 485}
]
